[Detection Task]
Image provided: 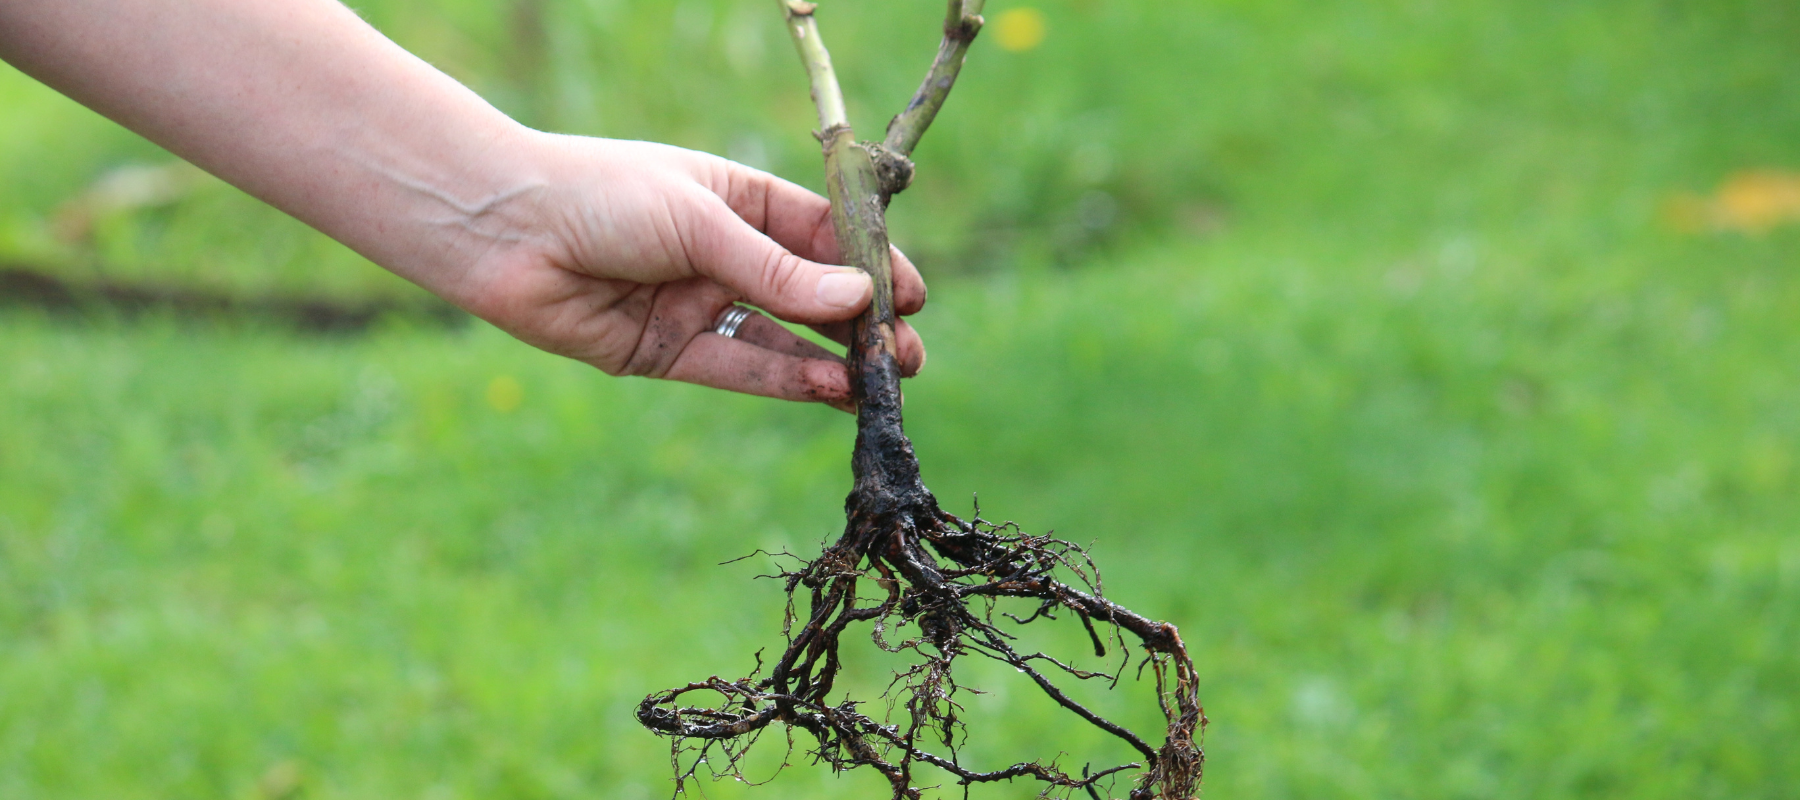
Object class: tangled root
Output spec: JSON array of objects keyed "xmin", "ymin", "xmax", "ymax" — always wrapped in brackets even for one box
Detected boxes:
[
  {"xmin": 636, "ymin": 501, "xmax": 1203, "ymax": 800},
  {"xmin": 637, "ymin": 355, "xmax": 1201, "ymax": 799}
]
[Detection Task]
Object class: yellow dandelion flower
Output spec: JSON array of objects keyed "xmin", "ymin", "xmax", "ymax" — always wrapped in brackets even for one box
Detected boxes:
[
  {"xmin": 992, "ymin": 7, "xmax": 1047, "ymax": 53},
  {"xmin": 1713, "ymin": 170, "xmax": 1800, "ymax": 234},
  {"xmin": 1662, "ymin": 169, "xmax": 1800, "ymax": 235}
]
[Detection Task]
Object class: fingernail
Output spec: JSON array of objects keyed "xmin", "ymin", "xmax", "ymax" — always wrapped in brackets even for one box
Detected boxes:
[{"xmin": 816, "ymin": 270, "xmax": 871, "ymax": 309}]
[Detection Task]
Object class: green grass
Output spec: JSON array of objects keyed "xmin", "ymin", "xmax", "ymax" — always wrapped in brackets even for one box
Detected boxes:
[
  {"xmin": 5, "ymin": 224, "xmax": 1799, "ymax": 797},
  {"xmin": 4, "ymin": 0, "xmax": 1800, "ymax": 798},
  {"xmin": 9, "ymin": 0, "xmax": 1799, "ymax": 286}
]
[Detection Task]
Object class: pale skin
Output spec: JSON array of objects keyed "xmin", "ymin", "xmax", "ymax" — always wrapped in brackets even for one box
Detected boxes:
[{"xmin": 0, "ymin": 0, "xmax": 928, "ymax": 406}]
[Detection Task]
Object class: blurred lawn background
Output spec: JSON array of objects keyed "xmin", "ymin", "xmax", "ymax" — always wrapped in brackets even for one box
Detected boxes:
[{"xmin": 4, "ymin": 0, "xmax": 1800, "ymax": 798}]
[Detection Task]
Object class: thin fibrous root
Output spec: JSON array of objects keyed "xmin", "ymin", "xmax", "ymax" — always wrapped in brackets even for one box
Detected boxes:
[{"xmin": 638, "ymin": 501, "xmax": 1204, "ymax": 800}]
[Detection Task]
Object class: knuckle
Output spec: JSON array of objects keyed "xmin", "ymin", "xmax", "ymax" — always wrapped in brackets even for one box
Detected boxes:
[
  {"xmin": 621, "ymin": 342, "xmax": 679, "ymax": 379},
  {"xmin": 618, "ymin": 306, "xmax": 690, "ymax": 380},
  {"xmin": 760, "ymin": 250, "xmax": 808, "ymax": 310}
]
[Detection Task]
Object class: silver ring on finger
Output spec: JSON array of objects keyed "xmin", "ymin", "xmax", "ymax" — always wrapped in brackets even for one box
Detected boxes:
[{"xmin": 712, "ymin": 305, "xmax": 753, "ymax": 339}]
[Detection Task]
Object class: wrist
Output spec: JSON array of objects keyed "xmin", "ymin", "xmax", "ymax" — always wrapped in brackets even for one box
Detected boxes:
[{"xmin": 381, "ymin": 124, "xmax": 562, "ymax": 317}]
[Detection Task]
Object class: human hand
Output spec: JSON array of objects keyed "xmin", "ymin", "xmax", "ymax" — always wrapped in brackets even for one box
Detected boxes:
[
  {"xmin": 447, "ymin": 134, "xmax": 928, "ymax": 408},
  {"xmin": 0, "ymin": 0, "xmax": 924, "ymax": 408},
  {"xmin": 448, "ymin": 136, "xmax": 928, "ymax": 405}
]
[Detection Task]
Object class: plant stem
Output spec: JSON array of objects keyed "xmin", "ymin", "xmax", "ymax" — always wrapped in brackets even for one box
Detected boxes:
[
  {"xmin": 885, "ymin": 0, "xmax": 986, "ymax": 158},
  {"xmin": 779, "ymin": 0, "xmax": 915, "ymax": 499},
  {"xmin": 778, "ymin": 1, "xmax": 848, "ymax": 130}
]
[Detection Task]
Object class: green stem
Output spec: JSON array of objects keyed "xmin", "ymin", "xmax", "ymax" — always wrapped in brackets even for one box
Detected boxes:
[
  {"xmin": 884, "ymin": 0, "xmax": 985, "ymax": 157},
  {"xmin": 779, "ymin": 1, "xmax": 848, "ymax": 131}
]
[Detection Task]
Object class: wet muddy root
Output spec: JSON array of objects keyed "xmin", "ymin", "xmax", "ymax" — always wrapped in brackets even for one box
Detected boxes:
[{"xmin": 635, "ymin": 352, "xmax": 1205, "ymax": 800}]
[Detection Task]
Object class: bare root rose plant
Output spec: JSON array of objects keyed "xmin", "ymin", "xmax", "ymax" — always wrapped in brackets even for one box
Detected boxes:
[{"xmin": 635, "ymin": 4, "xmax": 1205, "ymax": 799}]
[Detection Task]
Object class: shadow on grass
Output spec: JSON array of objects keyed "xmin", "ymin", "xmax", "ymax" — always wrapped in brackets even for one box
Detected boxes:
[{"xmin": 0, "ymin": 265, "xmax": 466, "ymax": 334}]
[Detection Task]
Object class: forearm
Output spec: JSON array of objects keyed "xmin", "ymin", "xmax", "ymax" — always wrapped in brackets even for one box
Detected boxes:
[{"xmin": 0, "ymin": 0, "xmax": 540, "ymax": 304}]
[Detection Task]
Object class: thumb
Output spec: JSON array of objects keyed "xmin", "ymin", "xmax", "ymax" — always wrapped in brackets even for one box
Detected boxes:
[{"xmin": 677, "ymin": 188, "xmax": 873, "ymax": 324}]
